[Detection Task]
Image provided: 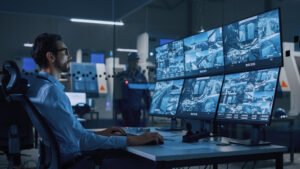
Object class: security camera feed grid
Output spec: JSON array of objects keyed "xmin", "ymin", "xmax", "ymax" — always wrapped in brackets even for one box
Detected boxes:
[
  {"xmin": 184, "ymin": 27, "xmax": 224, "ymax": 77},
  {"xmin": 217, "ymin": 68, "xmax": 279, "ymax": 124},
  {"xmin": 177, "ymin": 75, "xmax": 223, "ymax": 119},
  {"xmin": 223, "ymin": 9, "xmax": 282, "ymax": 73},
  {"xmin": 149, "ymin": 79, "xmax": 184, "ymax": 117},
  {"xmin": 155, "ymin": 40, "xmax": 185, "ymax": 80}
]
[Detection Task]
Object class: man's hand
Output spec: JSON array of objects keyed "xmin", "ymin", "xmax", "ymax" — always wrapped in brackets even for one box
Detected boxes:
[
  {"xmin": 127, "ymin": 132, "xmax": 164, "ymax": 146},
  {"xmin": 94, "ymin": 126, "xmax": 126, "ymax": 136}
]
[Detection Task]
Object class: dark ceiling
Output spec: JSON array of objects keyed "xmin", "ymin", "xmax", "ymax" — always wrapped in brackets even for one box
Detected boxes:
[{"xmin": 0, "ymin": 0, "xmax": 153, "ymax": 20}]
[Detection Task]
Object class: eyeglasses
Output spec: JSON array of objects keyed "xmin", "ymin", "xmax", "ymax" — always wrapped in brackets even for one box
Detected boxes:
[{"xmin": 57, "ymin": 48, "xmax": 69, "ymax": 55}]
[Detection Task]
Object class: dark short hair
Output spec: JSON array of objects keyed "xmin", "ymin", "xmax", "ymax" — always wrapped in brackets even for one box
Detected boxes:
[{"xmin": 31, "ymin": 33, "xmax": 62, "ymax": 68}]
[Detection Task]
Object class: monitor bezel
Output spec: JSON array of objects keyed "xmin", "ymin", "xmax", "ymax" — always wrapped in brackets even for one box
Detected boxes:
[
  {"xmin": 176, "ymin": 74, "xmax": 225, "ymax": 121},
  {"xmin": 216, "ymin": 67, "xmax": 281, "ymax": 126},
  {"xmin": 149, "ymin": 79, "xmax": 185, "ymax": 118},
  {"xmin": 223, "ymin": 8, "xmax": 283, "ymax": 74}
]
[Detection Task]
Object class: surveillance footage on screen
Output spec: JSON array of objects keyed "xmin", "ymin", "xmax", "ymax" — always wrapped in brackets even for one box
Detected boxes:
[
  {"xmin": 223, "ymin": 9, "xmax": 282, "ymax": 73},
  {"xmin": 217, "ymin": 68, "xmax": 279, "ymax": 123},
  {"xmin": 184, "ymin": 27, "xmax": 224, "ymax": 77},
  {"xmin": 150, "ymin": 79, "xmax": 184, "ymax": 116},
  {"xmin": 177, "ymin": 75, "xmax": 223, "ymax": 119},
  {"xmin": 156, "ymin": 40, "xmax": 184, "ymax": 80}
]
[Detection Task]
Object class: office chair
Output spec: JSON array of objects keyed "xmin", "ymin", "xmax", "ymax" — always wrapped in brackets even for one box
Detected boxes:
[
  {"xmin": 0, "ymin": 61, "xmax": 34, "ymax": 169},
  {"xmin": 1, "ymin": 60, "xmax": 112, "ymax": 169}
]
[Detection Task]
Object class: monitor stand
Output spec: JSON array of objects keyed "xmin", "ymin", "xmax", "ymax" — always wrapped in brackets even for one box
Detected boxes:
[
  {"xmin": 229, "ymin": 125, "xmax": 270, "ymax": 146},
  {"xmin": 155, "ymin": 117, "xmax": 183, "ymax": 131}
]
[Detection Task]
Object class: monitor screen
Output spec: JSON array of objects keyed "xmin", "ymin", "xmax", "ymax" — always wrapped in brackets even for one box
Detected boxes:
[
  {"xmin": 149, "ymin": 79, "xmax": 184, "ymax": 117},
  {"xmin": 22, "ymin": 57, "xmax": 36, "ymax": 71},
  {"xmin": 217, "ymin": 68, "xmax": 279, "ymax": 124},
  {"xmin": 155, "ymin": 40, "xmax": 185, "ymax": 81},
  {"xmin": 177, "ymin": 75, "xmax": 223, "ymax": 120},
  {"xmin": 184, "ymin": 27, "xmax": 224, "ymax": 77},
  {"xmin": 223, "ymin": 9, "xmax": 282, "ymax": 73},
  {"xmin": 90, "ymin": 53, "xmax": 105, "ymax": 64},
  {"xmin": 65, "ymin": 92, "xmax": 87, "ymax": 106}
]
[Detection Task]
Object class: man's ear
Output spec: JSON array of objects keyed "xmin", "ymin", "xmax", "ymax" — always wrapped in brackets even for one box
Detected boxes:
[{"xmin": 46, "ymin": 52, "xmax": 55, "ymax": 64}]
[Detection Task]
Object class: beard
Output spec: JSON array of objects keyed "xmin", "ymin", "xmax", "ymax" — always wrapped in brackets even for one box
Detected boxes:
[{"xmin": 55, "ymin": 59, "xmax": 70, "ymax": 72}]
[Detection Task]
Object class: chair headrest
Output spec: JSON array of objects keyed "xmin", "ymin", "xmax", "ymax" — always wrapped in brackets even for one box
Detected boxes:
[{"xmin": 1, "ymin": 60, "xmax": 29, "ymax": 97}]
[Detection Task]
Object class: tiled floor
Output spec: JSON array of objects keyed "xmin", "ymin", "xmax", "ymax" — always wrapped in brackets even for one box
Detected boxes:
[{"xmin": 1, "ymin": 149, "xmax": 300, "ymax": 169}]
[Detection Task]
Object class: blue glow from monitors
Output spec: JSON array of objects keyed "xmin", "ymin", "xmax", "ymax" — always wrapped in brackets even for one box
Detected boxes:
[
  {"xmin": 90, "ymin": 53, "xmax": 105, "ymax": 63},
  {"xmin": 155, "ymin": 40, "xmax": 185, "ymax": 80},
  {"xmin": 160, "ymin": 39, "xmax": 174, "ymax": 45},
  {"xmin": 149, "ymin": 79, "xmax": 184, "ymax": 117},
  {"xmin": 217, "ymin": 68, "xmax": 279, "ymax": 124},
  {"xmin": 177, "ymin": 75, "xmax": 223, "ymax": 120},
  {"xmin": 184, "ymin": 27, "xmax": 224, "ymax": 77},
  {"xmin": 223, "ymin": 9, "xmax": 282, "ymax": 73},
  {"xmin": 22, "ymin": 57, "xmax": 36, "ymax": 71}
]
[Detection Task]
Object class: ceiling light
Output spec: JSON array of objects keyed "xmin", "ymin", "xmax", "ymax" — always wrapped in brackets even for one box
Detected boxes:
[
  {"xmin": 70, "ymin": 18, "xmax": 124, "ymax": 26},
  {"xmin": 24, "ymin": 43, "xmax": 33, "ymax": 47},
  {"xmin": 116, "ymin": 48, "xmax": 138, "ymax": 53}
]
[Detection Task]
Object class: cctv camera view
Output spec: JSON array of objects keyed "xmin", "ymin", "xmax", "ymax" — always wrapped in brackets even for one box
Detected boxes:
[
  {"xmin": 223, "ymin": 9, "xmax": 282, "ymax": 73},
  {"xmin": 156, "ymin": 40, "xmax": 185, "ymax": 81},
  {"xmin": 184, "ymin": 27, "xmax": 224, "ymax": 77},
  {"xmin": 149, "ymin": 79, "xmax": 184, "ymax": 116},
  {"xmin": 217, "ymin": 68, "xmax": 279, "ymax": 124},
  {"xmin": 177, "ymin": 75, "xmax": 223, "ymax": 119}
]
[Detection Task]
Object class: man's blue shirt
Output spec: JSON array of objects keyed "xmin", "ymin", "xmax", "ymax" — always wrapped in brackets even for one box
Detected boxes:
[{"xmin": 25, "ymin": 72, "xmax": 126, "ymax": 156}]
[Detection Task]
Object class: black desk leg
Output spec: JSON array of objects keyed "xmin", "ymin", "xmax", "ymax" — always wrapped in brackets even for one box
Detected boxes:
[
  {"xmin": 289, "ymin": 120, "xmax": 294, "ymax": 163},
  {"xmin": 276, "ymin": 153, "xmax": 283, "ymax": 169},
  {"xmin": 213, "ymin": 163, "xmax": 218, "ymax": 169}
]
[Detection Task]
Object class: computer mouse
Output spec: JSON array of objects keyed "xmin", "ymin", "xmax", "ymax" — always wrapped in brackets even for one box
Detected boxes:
[
  {"xmin": 112, "ymin": 131, "xmax": 126, "ymax": 136},
  {"xmin": 145, "ymin": 139, "xmax": 164, "ymax": 145}
]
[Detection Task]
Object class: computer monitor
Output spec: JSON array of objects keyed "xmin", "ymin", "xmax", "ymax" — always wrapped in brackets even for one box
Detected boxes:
[
  {"xmin": 149, "ymin": 79, "xmax": 184, "ymax": 117},
  {"xmin": 155, "ymin": 40, "xmax": 185, "ymax": 81},
  {"xmin": 223, "ymin": 9, "xmax": 282, "ymax": 73},
  {"xmin": 90, "ymin": 53, "xmax": 105, "ymax": 64},
  {"xmin": 65, "ymin": 92, "xmax": 87, "ymax": 106},
  {"xmin": 155, "ymin": 44, "xmax": 168, "ymax": 81},
  {"xmin": 177, "ymin": 75, "xmax": 224, "ymax": 120},
  {"xmin": 22, "ymin": 57, "xmax": 36, "ymax": 72},
  {"xmin": 184, "ymin": 27, "xmax": 224, "ymax": 77},
  {"xmin": 217, "ymin": 67, "xmax": 280, "ymax": 125}
]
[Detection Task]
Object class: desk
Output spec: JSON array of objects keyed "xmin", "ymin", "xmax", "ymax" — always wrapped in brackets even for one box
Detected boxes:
[{"xmin": 126, "ymin": 130, "xmax": 287, "ymax": 169}]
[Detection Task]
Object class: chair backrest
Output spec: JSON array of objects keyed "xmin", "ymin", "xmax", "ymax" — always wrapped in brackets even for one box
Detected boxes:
[{"xmin": 1, "ymin": 60, "xmax": 61, "ymax": 169}]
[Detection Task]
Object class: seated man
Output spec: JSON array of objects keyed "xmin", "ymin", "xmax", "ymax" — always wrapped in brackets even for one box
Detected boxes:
[{"xmin": 26, "ymin": 33, "xmax": 163, "ymax": 168}]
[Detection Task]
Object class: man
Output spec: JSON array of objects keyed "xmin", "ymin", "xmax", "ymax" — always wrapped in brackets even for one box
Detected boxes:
[
  {"xmin": 27, "ymin": 33, "xmax": 163, "ymax": 167},
  {"xmin": 115, "ymin": 53, "xmax": 151, "ymax": 126}
]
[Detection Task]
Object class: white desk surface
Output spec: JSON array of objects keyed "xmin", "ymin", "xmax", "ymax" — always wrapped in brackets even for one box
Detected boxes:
[{"xmin": 126, "ymin": 128, "xmax": 287, "ymax": 162}]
